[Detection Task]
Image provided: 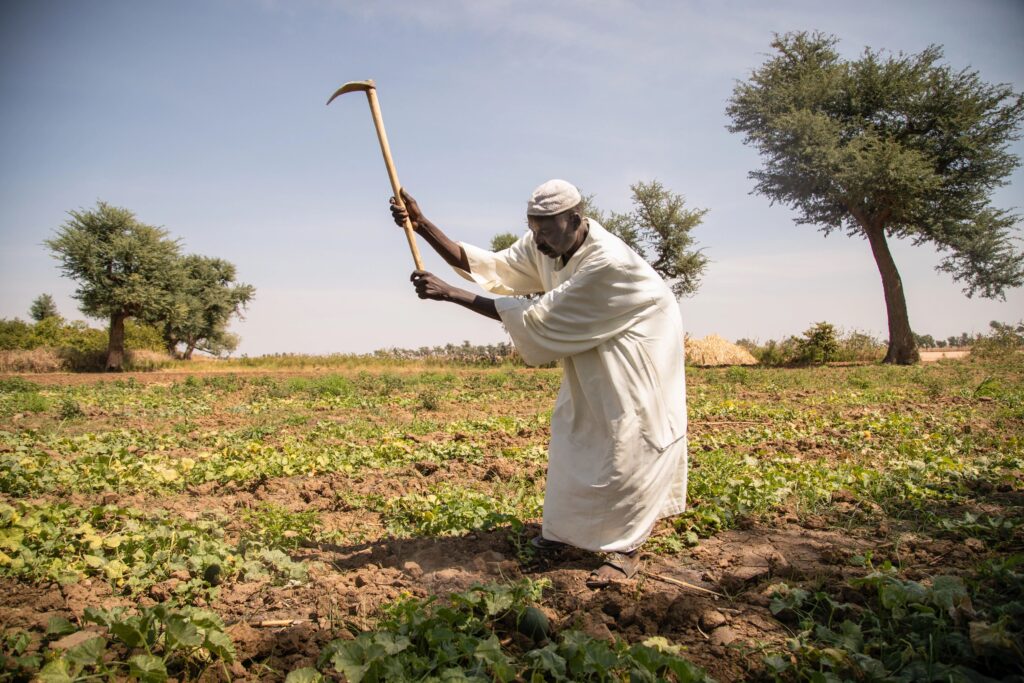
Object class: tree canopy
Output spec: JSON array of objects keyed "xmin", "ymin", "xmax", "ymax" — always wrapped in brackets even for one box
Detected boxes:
[
  {"xmin": 29, "ymin": 294, "xmax": 59, "ymax": 322},
  {"xmin": 727, "ymin": 32, "xmax": 1024, "ymax": 363},
  {"xmin": 46, "ymin": 202, "xmax": 182, "ymax": 370},
  {"xmin": 163, "ymin": 255, "xmax": 254, "ymax": 359}
]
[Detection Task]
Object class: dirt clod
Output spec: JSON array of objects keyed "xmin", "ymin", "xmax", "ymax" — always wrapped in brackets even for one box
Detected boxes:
[
  {"xmin": 709, "ymin": 625, "xmax": 738, "ymax": 646},
  {"xmin": 699, "ymin": 609, "xmax": 727, "ymax": 631}
]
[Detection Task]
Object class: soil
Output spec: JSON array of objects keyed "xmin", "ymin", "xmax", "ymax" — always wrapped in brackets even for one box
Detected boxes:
[{"xmin": 2, "ymin": 361, "xmax": 1020, "ymax": 681}]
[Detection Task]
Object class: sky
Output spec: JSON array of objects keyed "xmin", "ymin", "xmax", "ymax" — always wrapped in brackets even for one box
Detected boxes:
[{"xmin": 1, "ymin": 0, "xmax": 1022, "ymax": 355}]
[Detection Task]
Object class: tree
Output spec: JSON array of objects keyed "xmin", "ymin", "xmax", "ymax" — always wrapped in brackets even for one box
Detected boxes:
[
  {"xmin": 494, "ymin": 181, "xmax": 708, "ymax": 299},
  {"xmin": 29, "ymin": 294, "xmax": 59, "ymax": 322},
  {"xmin": 163, "ymin": 255, "xmax": 254, "ymax": 359},
  {"xmin": 727, "ymin": 32, "xmax": 1024, "ymax": 364},
  {"xmin": 46, "ymin": 202, "xmax": 182, "ymax": 371},
  {"xmin": 913, "ymin": 332, "xmax": 936, "ymax": 348},
  {"xmin": 490, "ymin": 233, "xmax": 518, "ymax": 252}
]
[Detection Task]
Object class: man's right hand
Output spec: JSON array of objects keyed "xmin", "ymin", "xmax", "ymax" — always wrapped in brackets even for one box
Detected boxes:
[
  {"xmin": 390, "ymin": 188, "xmax": 425, "ymax": 233},
  {"xmin": 390, "ymin": 189, "xmax": 472, "ymax": 273}
]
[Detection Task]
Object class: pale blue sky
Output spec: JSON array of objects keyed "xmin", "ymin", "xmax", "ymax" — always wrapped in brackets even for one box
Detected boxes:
[{"xmin": 2, "ymin": 0, "xmax": 1022, "ymax": 355}]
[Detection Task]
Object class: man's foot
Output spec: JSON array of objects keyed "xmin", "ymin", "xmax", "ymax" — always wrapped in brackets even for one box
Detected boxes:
[
  {"xmin": 586, "ymin": 551, "xmax": 641, "ymax": 589},
  {"xmin": 530, "ymin": 535, "xmax": 568, "ymax": 552}
]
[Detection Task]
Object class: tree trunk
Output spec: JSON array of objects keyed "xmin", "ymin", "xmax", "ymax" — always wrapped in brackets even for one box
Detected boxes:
[
  {"xmin": 106, "ymin": 313, "xmax": 127, "ymax": 371},
  {"xmin": 184, "ymin": 343, "xmax": 195, "ymax": 360},
  {"xmin": 864, "ymin": 223, "xmax": 919, "ymax": 364}
]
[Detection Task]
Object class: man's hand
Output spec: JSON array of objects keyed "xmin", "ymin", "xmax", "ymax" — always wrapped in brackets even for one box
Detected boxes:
[
  {"xmin": 411, "ymin": 270, "xmax": 453, "ymax": 301},
  {"xmin": 409, "ymin": 270, "xmax": 501, "ymax": 321},
  {"xmin": 389, "ymin": 188, "xmax": 471, "ymax": 273},
  {"xmin": 390, "ymin": 188, "xmax": 426, "ymax": 233}
]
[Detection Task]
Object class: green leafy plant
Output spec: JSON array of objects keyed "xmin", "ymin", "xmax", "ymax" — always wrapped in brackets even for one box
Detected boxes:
[
  {"xmin": 763, "ymin": 557, "xmax": 1023, "ymax": 681},
  {"xmin": 37, "ymin": 604, "xmax": 235, "ymax": 683},
  {"xmin": 383, "ymin": 484, "xmax": 542, "ymax": 538},
  {"xmin": 316, "ymin": 580, "xmax": 713, "ymax": 683}
]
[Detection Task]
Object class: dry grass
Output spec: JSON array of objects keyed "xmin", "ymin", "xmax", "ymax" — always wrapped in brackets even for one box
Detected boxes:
[
  {"xmin": 0, "ymin": 349, "xmax": 65, "ymax": 373},
  {"xmin": 685, "ymin": 334, "xmax": 757, "ymax": 367},
  {"xmin": 0, "ymin": 348, "xmax": 172, "ymax": 372}
]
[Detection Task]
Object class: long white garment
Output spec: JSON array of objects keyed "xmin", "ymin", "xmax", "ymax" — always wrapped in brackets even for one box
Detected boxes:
[{"xmin": 453, "ymin": 220, "xmax": 687, "ymax": 553}]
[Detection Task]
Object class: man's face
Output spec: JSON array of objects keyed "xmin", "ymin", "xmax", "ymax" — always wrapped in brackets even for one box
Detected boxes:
[{"xmin": 527, "ymin": 211, "xmax": 580, "ymax": 259}]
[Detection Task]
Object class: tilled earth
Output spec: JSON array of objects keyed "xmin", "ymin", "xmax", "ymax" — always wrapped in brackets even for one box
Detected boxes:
[{"xmin": 2, "ymin": 361, "xmax": 1022, "ymax": 681}]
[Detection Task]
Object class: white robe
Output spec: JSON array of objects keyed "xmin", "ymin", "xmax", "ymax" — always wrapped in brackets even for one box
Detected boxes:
[{"xmin": 453, "ymin": 220, "xmax": 687, "ymax": 553}]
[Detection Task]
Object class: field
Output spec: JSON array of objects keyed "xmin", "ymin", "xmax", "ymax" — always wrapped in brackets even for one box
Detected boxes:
[{"xmin": 1, "ymin": 357, "xmax": 1022, "ymax": 682}]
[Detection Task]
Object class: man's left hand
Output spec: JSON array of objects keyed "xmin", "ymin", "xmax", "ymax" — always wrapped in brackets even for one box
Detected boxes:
[{"xmin": 411, "ymin": 270, "xmax": 453, "ymax": 301}]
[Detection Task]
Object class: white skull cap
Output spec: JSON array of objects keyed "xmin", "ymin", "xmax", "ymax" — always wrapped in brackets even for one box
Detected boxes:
[{"xmin": 527, "ymin": 179, "xmax": 582, "ymax": 216}]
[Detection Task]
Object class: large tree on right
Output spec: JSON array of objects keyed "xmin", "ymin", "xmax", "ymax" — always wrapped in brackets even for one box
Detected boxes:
[{"xmin": 727, "ymin": 32, "xmax": 1024, "ymax": 364}]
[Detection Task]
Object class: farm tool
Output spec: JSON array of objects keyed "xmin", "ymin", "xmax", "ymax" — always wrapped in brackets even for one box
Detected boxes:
[{"xmin": 327, "ymin": 80, "xmax": 424, "ymax": 270}]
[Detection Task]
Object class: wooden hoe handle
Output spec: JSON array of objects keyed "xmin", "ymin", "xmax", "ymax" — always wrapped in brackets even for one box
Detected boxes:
[
  {"xmin": 328, "ymin": 80, "xmax": 424, "ymax": 271},
  {"xmin": 364, "ymin": 88, "xmax": 425, "ymax": 271}
]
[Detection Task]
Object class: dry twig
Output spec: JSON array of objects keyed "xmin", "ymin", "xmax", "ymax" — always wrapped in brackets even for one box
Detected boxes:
[{"xmin": 642, "ymin": 571, "xmax": 725, "ymax": 598}]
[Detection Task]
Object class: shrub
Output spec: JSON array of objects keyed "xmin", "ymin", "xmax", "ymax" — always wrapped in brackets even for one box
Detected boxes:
[
  {"xmin": 754, "ymin": 337, "xmax": 802, "ymax": 367},
  {"xmin": 835, "ymin": 330, "xmax": 886, "ymax": 362},
  {"xmin": 971, "ymin": 320, "xmax": 1024, "ymax": 359},
  {"xmin": 794, "ymin": 322, "xmax": 840, "ymax": 365},
  {"xmin": 745, "ymin": 325, "xmax": 883, "ymax": 366},
  {"xmin": 0, "ymin": 317, "xmax": 167, "ymax": 370}
]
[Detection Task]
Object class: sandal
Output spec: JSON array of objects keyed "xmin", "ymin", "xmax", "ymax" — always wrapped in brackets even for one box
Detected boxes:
[
  {"xmin": 530, "ymin": 535, "xmax": 568, "ymax": 552},
  {"xmin": 586, "ymin": 551, "xmax": 641, "ymax": 589}
]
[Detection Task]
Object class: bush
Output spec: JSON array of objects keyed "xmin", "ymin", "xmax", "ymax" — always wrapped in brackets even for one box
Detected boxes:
[
  {"xmin": 794, "ymin": 322, "xmax": 840, "ymax": 365},
  {"xmin": 0, "ymin": 318, "xmax": 168, "ymax": 371},
  {"xmin": 0, "ymin": 319, "xmax": 34, "ymax": 350},
  {"xmin": 834, "ymin": 330, "xmax": 886, "ymax": 363},
  {"xmin": 751, "ymin": 337, "xmax": 801, "ymax": 367},
  {"xmin": 742, "ymin": 325, "xmax": 885, "ymax": 366},
  {"xmin": 971, "ymin": 320, "xmax": 1024, "ymax": 359}
]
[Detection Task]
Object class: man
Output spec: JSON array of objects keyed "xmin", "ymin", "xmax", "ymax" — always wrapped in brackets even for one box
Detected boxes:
[{"xmin": 390, "ymin": 179, "xmax": 687, "ymax": 587}]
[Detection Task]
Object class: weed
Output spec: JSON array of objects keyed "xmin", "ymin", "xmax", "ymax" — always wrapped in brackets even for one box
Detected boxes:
[
  {"xmin": 58, "ymin": 396, "xmax": 85, "ymax": 420},
  {"xmin": 240, "ymin": 503, "xmax": 320, "ymax": 549},
  {"xmin": 0, "ymin": 377, "xmax": 40, "ymax": 393},
  {"xmin": 417, "ymin": 388, "xmax": 441, "ymax": 411}
]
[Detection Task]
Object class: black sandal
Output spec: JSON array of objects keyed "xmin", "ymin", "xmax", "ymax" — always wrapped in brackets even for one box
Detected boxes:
[
  {"xmin": 529, "ymin": 535, "xmax": 568, "ymax": 552},
  {"xmin": 586, "ymin": 551, "xmax": 641, "ymax": 588}
]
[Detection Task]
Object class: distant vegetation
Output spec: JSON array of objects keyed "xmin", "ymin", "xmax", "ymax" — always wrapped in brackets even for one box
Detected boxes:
[
  {"xmin": 0, "ymin": 316, "xmax": 170, "ymax": 372},
  {"xmin": 3, "ymin": 317, "xmax": 1019, "ymax": 374},
  {"xmin": 46, "ymin": 201, "xmax": 253, "ymax": 371},
  {"xmin": 737, "ymin": 319, "xmax": 1022, "ymax": 367}
]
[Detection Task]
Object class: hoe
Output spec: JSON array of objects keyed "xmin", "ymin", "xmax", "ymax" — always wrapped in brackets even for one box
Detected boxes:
[{"xmin": 327, "ymin": 80, "xmax": 424, "ymax": 270}]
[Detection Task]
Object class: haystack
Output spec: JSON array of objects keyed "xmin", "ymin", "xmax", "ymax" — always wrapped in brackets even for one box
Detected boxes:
[{"xmin": 685, "ymin": 334, "xmax": 757, "ymax": 367}]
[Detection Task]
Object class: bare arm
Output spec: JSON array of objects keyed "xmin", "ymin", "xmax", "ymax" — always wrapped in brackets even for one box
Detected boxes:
[
  {"xmin": 410, "ymin": 271, "xmax": 500, "ymax": 321},
  {"xmin": 391, "ymin": 189, "xmax": 470, "ymax": 272}
]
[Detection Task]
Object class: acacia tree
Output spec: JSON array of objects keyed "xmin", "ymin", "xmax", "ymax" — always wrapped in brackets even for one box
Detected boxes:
[
  {"xmin": 29, "ymin": 294, "xmax": 60, "ymax": 322},
  {"xmin": 727, "ymin": 32, "xmax": 1024, "ymax": 364},
  {"xmin": 493, "ymin": 180, "xmax": 708, "ymax": 299},
  {"xmin": 163, "ymin": 255, "xmax": 254, "ymax": 359},
  {"xmin": 47, "ymin": 202, "xmax": 181, "ymax": 371}
]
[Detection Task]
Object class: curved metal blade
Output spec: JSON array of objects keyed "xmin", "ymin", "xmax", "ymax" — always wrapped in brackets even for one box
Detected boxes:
[{"xmin": 326, "ymin": 79, "xmax": 376, "ymax": 105}]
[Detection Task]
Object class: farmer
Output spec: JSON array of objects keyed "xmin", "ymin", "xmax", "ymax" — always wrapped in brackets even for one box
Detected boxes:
[{"xmin": 389, "ymin": 179, "xmax": 687, "ymax": 587}]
